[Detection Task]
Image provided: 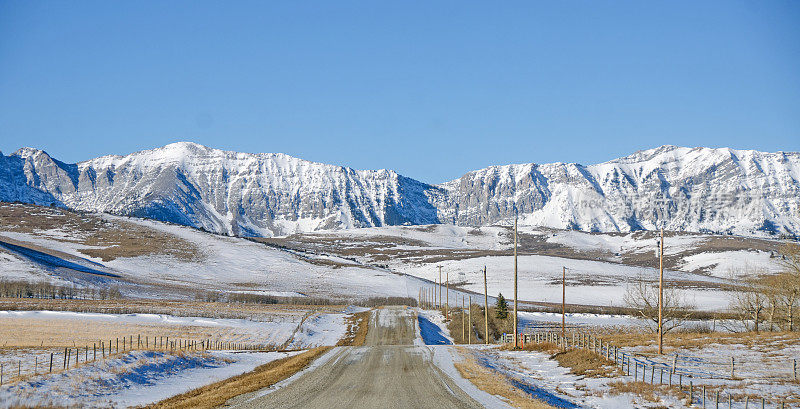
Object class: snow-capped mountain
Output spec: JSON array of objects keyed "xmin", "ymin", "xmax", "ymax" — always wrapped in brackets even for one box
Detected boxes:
[
  {"xmin": 0, "ymin": 143, "xmax": 441, "ymax": 236},
  {"xmin": 1, "ymin": 143, "xmax": 798, "ymax": 237},
  {"xmin": 435, "ymin": 145, "xmax": 800, "ymax": 236}
]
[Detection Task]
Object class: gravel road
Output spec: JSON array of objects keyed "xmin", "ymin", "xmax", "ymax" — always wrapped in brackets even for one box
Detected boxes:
[{"xmin": 225, "ymin": 307, "xmax": 485, "ymax": 408}]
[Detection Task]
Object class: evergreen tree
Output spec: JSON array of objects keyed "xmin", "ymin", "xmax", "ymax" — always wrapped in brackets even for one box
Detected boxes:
[{"xmin": 495, "ymin": 293, "xmax": 508, "ymax": 319}]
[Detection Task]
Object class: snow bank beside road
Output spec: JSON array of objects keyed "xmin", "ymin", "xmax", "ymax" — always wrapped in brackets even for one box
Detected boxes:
[
  {"xmin": 416, "ymin": 309, "xmax": 453, "ymax": 345},
  {"xmin": 0, "ymin": 350, "xmax": 297, "ymax": 408}
]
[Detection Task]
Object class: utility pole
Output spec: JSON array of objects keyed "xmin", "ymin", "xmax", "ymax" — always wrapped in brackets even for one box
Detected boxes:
[
  {"xmin": 483, "ymin": 266, "xmax": 489, "ymax": 345},
  {"xmin": 658, "ymin": 227, "xmax": 664, "ymax": 354},
  {"xmin": 446, "ymin": 270, "xmax": 450, "ymax": 319},
  {"xmin": 462, "ymin": 295, "xmax": 465, "ymax": 341},
  {"xmin": 438, "ymin": 266, "xmax": 443, "ymax": 309},
  {"xmin": 468, "ymin": 296, "xmax": 472, "ymax": 345},
  {"xmin": 513, "ymin": 217, "xmax": 519, "ymax": 349},
  {"xmin": 562, "ymin": 266, "xmax": 566, "ymax": 346}
]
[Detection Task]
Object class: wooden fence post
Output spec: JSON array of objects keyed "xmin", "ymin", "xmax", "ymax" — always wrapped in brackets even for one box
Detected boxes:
[
  {"xmin": 49, "ymin": 353, "xmax": 53, "ymax": 373},
  {"xmin": 731, "ymin": 357, "xmax": 735, "ymax": 379},
  {"xmin": 703, "ymin": 385, "xmax": 706, "ymax": 408},
  {"xmin": 672, "ymin": 354, "xmax": 677, "ymax": 375}
]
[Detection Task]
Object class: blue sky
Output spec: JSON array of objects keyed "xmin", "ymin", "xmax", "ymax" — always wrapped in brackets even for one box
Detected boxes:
[{"xmin": 1, "ymin": 1, "xmax": 798, "ymax": 183}]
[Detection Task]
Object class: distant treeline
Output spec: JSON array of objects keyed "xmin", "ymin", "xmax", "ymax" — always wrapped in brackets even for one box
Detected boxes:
[
  {"xmin": 196, "ymin": 290, "xmax": 417, "ymax": 307},
  {"xmin": 0, "ymin": 279, "xmax": 122, "ymax": 300}
]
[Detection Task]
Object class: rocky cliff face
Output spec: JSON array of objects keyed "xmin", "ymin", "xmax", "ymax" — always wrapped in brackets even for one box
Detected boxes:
[
  {"xmin": 1, "ymin": 143, "xmax": 798, "ymax": 237},
  {"xmin": 2, "ymin": 143, "xmax": 442, "ymax": 236},
  {"xmin": 436, "ymin": 146, "xmax": 800, "ymax": 236}
]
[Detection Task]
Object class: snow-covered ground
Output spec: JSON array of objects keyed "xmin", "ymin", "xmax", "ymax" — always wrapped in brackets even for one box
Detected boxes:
[
  {"xmin": 1, "ymin": 216, "xmax": 434, "ymax": 300},
  {"xmin": 415, "ymin": 309, "xmax": 453, "ymax": 346},
  {"xmin": 0, "ymin": 308, "xmax": 353, "ymax": 408},
  {"xmin": 304, "ymin": 224, "xmax": 512, "ymax": 251},
  {"xmin": 470, "ymin": 347, "xmax": 688, "ymax": 408},
  {"xmin": 0, "ymin": 350, "xmax": 297, "ymax": 408},
  {"xmin": 620, "ymin": 335, "xmax": 800, "ymax": 399},
  {"xmin": 679, "ymin": 250, "xmax": 785, "ymax": 278},
  {"xmin": 401, "ymin": 254, "xmax": 733, "ymax": 310},
  {"xmin": 284, "ymin": 312, "xmax": 347, "ymax": 349},
  {"xmin": 542, "ymin": 229, "xmax": 708, "ymax": 257}
]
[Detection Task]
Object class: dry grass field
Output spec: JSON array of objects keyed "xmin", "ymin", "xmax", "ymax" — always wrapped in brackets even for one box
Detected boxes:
[
  {"xmin": 261, "ymin": 224, "xmax": 786, "ymax": 275},
  {"xmin": 0, "ymin": 315, "xmax": 257, "ymax": 348},
  {"xmin": 599, "ymin": 329, "xmax": 800, "ymax": 354},
  {"xmin": 0, "ymin": 202, "xmax": 199, "ymax": 262}
]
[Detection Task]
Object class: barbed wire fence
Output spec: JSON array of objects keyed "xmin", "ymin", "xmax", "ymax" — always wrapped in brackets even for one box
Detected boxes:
[{"xmin": 504, "ymin": 329, "xmax": 799, "ymax": 408}]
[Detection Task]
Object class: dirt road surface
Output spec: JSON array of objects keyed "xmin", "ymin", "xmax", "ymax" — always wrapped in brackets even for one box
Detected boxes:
[{"xmin": 225, "ymin": 307, "xmax": 486, "ymax": 409}]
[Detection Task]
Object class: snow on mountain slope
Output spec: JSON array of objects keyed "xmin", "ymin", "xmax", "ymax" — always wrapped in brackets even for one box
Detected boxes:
[
  {"xmin": 2, "ymin": 144, "xmax": 798, "ymax": 237},
  {"xmin": 436, "ymin": 146, "xmax": 800, "ymax": 236},
  {"xmin": 3, "ymin": 143, "xmax": 441, "ymax": 237}
]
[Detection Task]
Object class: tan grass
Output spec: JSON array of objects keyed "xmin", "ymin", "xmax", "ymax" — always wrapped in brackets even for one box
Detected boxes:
[
  {"xmin": 144, "ymin": 347, "xmax": 332, "ymax": 409},
  {"xmin": 600, "ymin": 330, "xmax": 800, "ymax": 354},
  {"xmin": 500, "ymin": 341, "xmax": 561, "ymax": 355},
  {"xmin": 500, "ymin": 342, "xmax": 620, "ymax": 378},
  {"xmin": 0, "ymin": 202, "xmax": 199, "ymax": 262},
  {"xmin": 607, "ymin": 381, "xmax": 663, "ymax": 402},
  {"xmin": 336, "ymin": 310, "xmax": 370, "ymax": 346},
  {"xmin": 550, "ymin": 349, "xmax": 619, "ymax": 378},
  {"xmin": 0, "ymin": 315, "xmax": 269, "ymax": 348},
  {"xmin": 454, "ymin": 350, "xmax": 557, "ymax": 409}
]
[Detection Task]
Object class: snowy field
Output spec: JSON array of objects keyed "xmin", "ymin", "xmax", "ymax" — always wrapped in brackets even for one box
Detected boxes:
[
  {"xmin": 303, "ymin": 224, "xmax": 513, "ymax": 251},
  {"xmin": 2, "ymin": 202, "xmax": 788, "ymax": 313},
  {"xmin": 413, "ymin": 307, "xmax": 800, "ymax": 407},
  {"xmin": 0, "ymin": 308, "xmax": 351, "ymax": 408},
  {"xmin": 0, "ymin": 350, "xmax": 298, "ymax": 408},
  {"xmin": 400, "ymin": 254, "xmax": 734, "ymax": 310},
  {"xmin": 0, "ymin": 215, "xmax": 434, "ymax": 300},
  {"xmin": 615, "ymin": 333, "xmax": 800, "ymax": 400},
  {"xmin": 470, "ymin": 347, "xmax": 688, "ymax": 408}
]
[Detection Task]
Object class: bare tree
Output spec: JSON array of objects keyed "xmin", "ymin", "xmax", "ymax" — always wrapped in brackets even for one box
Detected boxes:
[
  {"xmin": 624, "ymin": 275, "xmax": 694, "ymax": 332},
  {"xmin": 728, "ymin": 275, "xmax": 768, "ymax": 332},
  {"xmin": 779, "ymin": 242, "xmax": 800, "ymax": 331}
]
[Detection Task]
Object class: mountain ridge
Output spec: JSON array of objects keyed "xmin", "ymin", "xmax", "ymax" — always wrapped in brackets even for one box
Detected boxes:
[{"xmin": 2, "ymin": 142, "xmax": 798, "ymax": 237}]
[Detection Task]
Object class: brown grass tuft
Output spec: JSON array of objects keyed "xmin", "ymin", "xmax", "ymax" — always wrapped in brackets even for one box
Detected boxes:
[
  {"xmin": 336, "ymin": 310, "xmax": 371, "ymax": 346},
  {"xmin": 550, "ymin": 349, "xmax": 619, "ymax": 378},
  {"xmin": 500, "ymin": 341, "xmax": 561, "ymax": 355}
]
